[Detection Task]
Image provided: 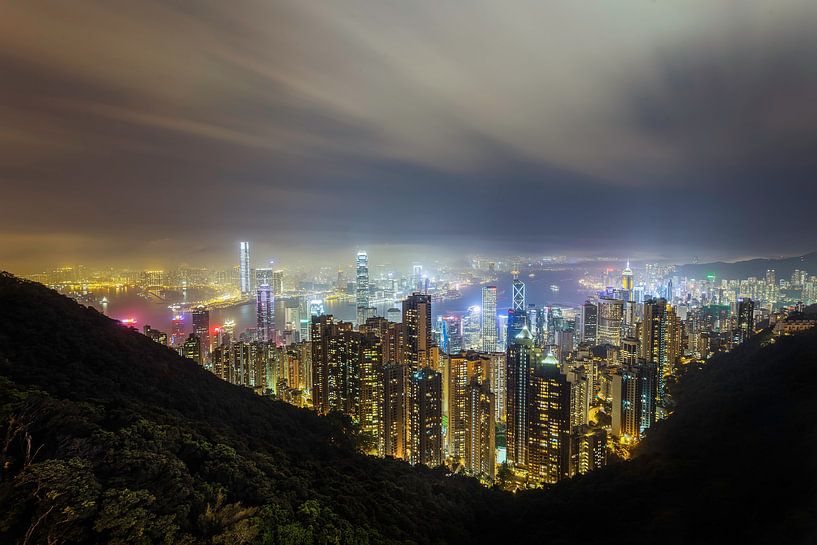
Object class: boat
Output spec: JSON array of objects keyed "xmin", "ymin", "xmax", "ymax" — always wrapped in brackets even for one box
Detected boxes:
[
  {"xmin": 528, "ymin": 273, "xmax": 535, "ymax": 278},
  {"xmin": 549, "ymin": 284, "xmax": 560, "ymax": 292}
]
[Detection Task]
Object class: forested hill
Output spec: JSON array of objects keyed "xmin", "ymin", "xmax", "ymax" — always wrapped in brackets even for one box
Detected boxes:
[{"xmin": 1, "ymin": 272, "xmax": 816, "ymax": 544}]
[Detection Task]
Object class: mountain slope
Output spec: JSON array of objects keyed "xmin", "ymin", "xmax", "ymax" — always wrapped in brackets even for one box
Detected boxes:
[
  {"xmin": 677, "ymin": 251, "xmax": 817, "ymax": 280},
  {"xmin": 1, "ymin": 272, "xmax": 816, "ymax": 544}
]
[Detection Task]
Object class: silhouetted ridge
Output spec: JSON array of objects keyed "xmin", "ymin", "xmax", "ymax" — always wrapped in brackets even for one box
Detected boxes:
[{"xmin": 1, "ymin": 272, "xmax": 815, "ymax": 544}]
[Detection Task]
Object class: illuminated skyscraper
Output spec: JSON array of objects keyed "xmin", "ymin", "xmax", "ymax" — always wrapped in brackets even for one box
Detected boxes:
[
  {"xmin": 641, "ymin": 298, "xmax": 681, "ymax": 406},
  {"xmin": 272, "ymin": 270, "xmax": 285, "ymax": 296},
  {"xmin": 255, "ymin": 267, "xmax": 273, "ymax": 289},
  {"xmin": 462, "ymin": 305, "xmax": 482, "ymax": 350},
  {"xmin": 481, "ymin": 285, "xmax": 498, "ymax": 352},
  {"xmin": 356, "ymin": 251, "xmax": 369, "ymax": 327},
  {"xmin": 527, "ymin": 350, "xmax": 571, "ymax": 484},
  {"xmin": 439, "ymin": 315, "xmax": 462, "ymax": 355},
  {"xmin": 191, "ymin": 306, "xmax": 210, "ymax": 351},
  {"xmin": 464, "ymin": 377, "xmax": 495, "ymax": 479},
  {"xmin": 409, "ymin": 367, "xmax": 443, "ymax": 467},
  {"xmin": 622, "ymin": 260, "xmax": 633, "ymax": 291},
  {"xmin": 256, "ymin": 284, "xmax": 274, "ymax": 342},
  {"xmin": 402, "ymin": 293, "xmax": 432, "ymax": 369},
  {"xmin": 506, "ymin": 326, "xmax": 534, "ymax": 467},
  {"xmin": 183, "ymin": 333, "xmax": 203, "ymax": 365},
  {"xmin": 736, "ymin": 297, "xmax": 755, "ymax": 344},
  {"xmin": 310, "ymin": 316, "xmax": 361, "ymax": 416},
  {"xmin": 581, "ymin": 301, "xmax": 598, "ymax": 344},
  {"xmin": 612, "ymin": 361, "xmax": 657, "ymax": 439},
  {"xmin": 383, "ymin": 362, "xmax": 409, "ymax": 459},
  {"xmin": 597, "ymin": 297, "xmax": 624, "ymax": 347},
  {"xmin": 239, "ymin": 241, "xmax": 251, "ymax": 296},
  {"xmin": 512, "ymin": 271, "xmax": 526, "ymax": 311},
  {"xmin": 359, "ymin": 331, "xmax": 384, "ymax": 455}
]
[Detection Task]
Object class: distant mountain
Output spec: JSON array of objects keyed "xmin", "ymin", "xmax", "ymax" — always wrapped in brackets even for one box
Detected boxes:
[
  {"xmin": 677, "ymin": 251, "xmax": 817, "ymax": 281},
  {"xmin": 1, "ymin": 272, "xmax": 815, "ymax": 544}
]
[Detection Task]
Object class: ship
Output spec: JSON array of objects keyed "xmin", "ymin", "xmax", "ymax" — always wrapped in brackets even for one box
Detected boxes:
[{"xmin": 549, "ymin": 284, "xmax": 560, "ymax": 292}]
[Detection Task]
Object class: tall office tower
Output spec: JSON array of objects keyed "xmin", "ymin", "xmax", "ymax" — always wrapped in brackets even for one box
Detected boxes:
[
  {"xmin": 383, "ymin": 362, "xmax": 409, "ymax": 459},
  {"xmin": 272, "ymin": 270, "xmax": 285, "ymax": 296},
  {"xmin": 439, "ymin": 315, "xmax": 462, "ymax": 354},
  {"xmin": 612, "ymin": 362, "xmax": 658, "ymax": 439},
  {"xmin": 597, "ymin": 297, "xmax": 624, "ymax": 347},
  {"xmin": 409, "ymin": 367, "xmax": 443, "ymax": 467},
  {"xmin": 581, "ymin": 301, "xmax": 598, "ymax": 344},
  {"xmin": 641, "ymin": 298, "xmax": 681, "ymax": 406},
  {"xmin": 239, "ymin": 241, "xmax": 251, "ymax": 296},
  {"xmin": 507, "ymin": 308, "xmax": 528, "ymax": 344},
  {"xmin": 170, "ymin": 315, "xmax": 186, "ymax": 347},
  {"xmin": 512, "ymin": 271, "xmax": 526, "ymax": 311},
  {"xmin": 527, "ymin": 350, "xmax": 571, "ymax": 484},
  {"xmin": 464, "ymin": 377, "xmax": 496, "ymax": 479},
  {"xmin": 555, "ymin": 330, "xmax": 574, "ymax": 361},
  {"xmin": 256, "ymin": 284, "xmax": 275, "ymax": 343},
  {"xmin": 356, "ymin": 250, "xmax": 369, "ymax": 327},
  {"xmin": 402, "ymin": 293, "xmax": 432, "ymax": 369},
  {"xmin": 622, "ymin": 260, "xmax": 634, "ymax": 291},
  {"xmin": 526, "ymin": 305, "xmax": 546, "ymax": 348},
  {"xmin": 191, "ymin": 306, "xmax": 210, "ymax": 356},
  {"xmin": 574, "ymin": 426, "xmax": 608, "ymax": 476},
  {"xmin": 462, "ymin": 306, "xmax": 482, "ymax": 350},
  {"xmin": 546, "ymin": 306, "xmax": 563, "ymax": 346},
  {"xmin": 183, "ymin": 333, "xmax": 202, "ymax": 365},
  {"xmin": 506, "ymin": 326, "xmax": 535, "ymax": 467},
  {"xmin": 359, "ymin": 331, "xmax": 384, "ymax": 455},
  {"xmin": 255, "ymin": 267, "xmax": 273, "ymax": 289},
  {"xmin": 481, "ymin": 286, "xmax": 498, "ymax": 352},
  {"xmin": 736, "ymin": 297, "xmax": 755, "ymax": 344}
]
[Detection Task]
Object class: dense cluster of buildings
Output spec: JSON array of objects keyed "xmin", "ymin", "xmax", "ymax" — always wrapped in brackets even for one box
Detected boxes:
[{"xmin": 39, "ymin": 245, "xmax": 817, "ymax": 487}]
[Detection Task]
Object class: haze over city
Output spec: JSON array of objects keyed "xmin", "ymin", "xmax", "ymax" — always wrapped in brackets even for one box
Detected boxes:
[{"xmin": 2, "ymin": 1, "xmax": 817, "ymax": 271}]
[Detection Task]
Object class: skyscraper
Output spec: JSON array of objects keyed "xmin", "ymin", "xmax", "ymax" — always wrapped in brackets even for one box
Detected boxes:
[
  {"xmin": 402, "ymin": 293, "xmax": 432, "ymax": 369},
  {"xmin": 581, "ymin": 301, "xmax": 598, "ymax": 344},
  {"xmin": 191, "ymin": 306, "xmax": 210, "ymax": 355},
  {"xmin": 506, "ymin": 326, "xmax": 534, "ymax": 467},
  {"xmin": 439, "ymin": 315, "xmax": 462, "ymax": 355},
  {"xmin": 597, "ymin": 297, "xmax": 624, "ymax": 347},
  {"xmin": 736, "ymin": 297, "xmax": 755, "ymax": 344},
  {"xmin": 622, "ymin": 260, "xmax": 633, "ymax": 291},
  {"xmin": 464, "ymin": 377, "xmax": 496, "ymax": 479},
  {"xmin": 409, "ymin": 367, "xmax": 443, "ymax": 467},
  {"xmin": 239, "ymin": 241, "xmax": 251, "ymax": 296},
  {"xmin": 641, "ymin": 298, "xmax": 681, "ymax": 406},
  {"xmin": 527, "ymin": 350, "xmax": 571, "ymax": 484},
  {"xmin": 256, "ymin": 284, "xmax": 274, "ymax": 342},
  {"xmin": 512, "ymin": 271, "xmax": 526, "ymax": 312},
  {"xmin": 383, "ymin": 362, "xmax": 409, "ymax": 459},
  {"xmin": 356, "ymin": 250, "xmax": 369, "ymax": 327},
  {"xmin": 481, "ymin": 285, "xmax": 498, "ymax": 352}
]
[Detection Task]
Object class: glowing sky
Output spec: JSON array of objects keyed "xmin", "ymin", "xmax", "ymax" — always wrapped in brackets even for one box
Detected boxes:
[{"xmin": 1, "ymin": 1, "xmax": 816, "ymax": 269}]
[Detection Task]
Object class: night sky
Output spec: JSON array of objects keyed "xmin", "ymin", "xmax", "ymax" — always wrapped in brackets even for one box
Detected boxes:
[{"xmin": 1, "ymin": 1, "xmax": 816, "ymax": 270}]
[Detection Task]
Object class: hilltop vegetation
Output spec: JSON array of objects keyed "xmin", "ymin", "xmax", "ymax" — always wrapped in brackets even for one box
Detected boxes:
[{"xmin": 1, "ymin": 273, "xmax": 815, "ymax": 544}]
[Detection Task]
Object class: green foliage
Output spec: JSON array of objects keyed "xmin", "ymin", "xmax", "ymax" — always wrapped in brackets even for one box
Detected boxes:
[{"xmin": 0, "ymin": 272, "xmax": 816, "ymax": 545}]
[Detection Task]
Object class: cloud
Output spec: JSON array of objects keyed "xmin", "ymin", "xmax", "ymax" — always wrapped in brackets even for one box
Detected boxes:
[{"xmin": 0, "ymin": 1, "xmax": 816, "ymax": 269}]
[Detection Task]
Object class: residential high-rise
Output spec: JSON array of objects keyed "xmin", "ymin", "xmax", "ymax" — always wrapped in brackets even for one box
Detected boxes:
[
  {"xmin": 383, "ymin": 362, "xmax": 409, "ymax": 459},
  {"xmin": 409, "ymin": 367, "xmax": 443, "ymax": 467},
  {"xmin": 183, "ymin": 333, "xmax": 202, "ymax": 365},
  {"xmin": 506, "ymin": 326, "xmax": 534, "ymax": 467},
  {"xmin": 736, "ymin": 297, "xmax": 755, "ymax": 344},
  {"xmin": 481, "ymin": 285, "xmax": 498, "ymax": 352},
  {"xmin": 310, "ymin": 315, "xmax": 362, "ymax": 417},
  {"xmin": 527, "ymin": 350, "xmax": 571, "ymax": 484},
  {"xmin": 239, "ymin": 241, "xmax": 251, "ymax": 296},
  {"xmin": 402, "ymin": 293, "xmax": 432, "ymax": 369},
  {"xmin": 356, "ymin": 251, "xmax": 369, "ymax": 327},
  {"xmin": 574, "ymin": 426, "xmax": 607, "ymax": 476},
  {"xmin": 464, "ymin": 377, "xmax": 495, "ymax": 479},
  {"xmin": 612, "ymin": 361, "xmax": 657, "ymax": 439},
  {"xmin": 256, "ymin": 284, "xmax": 274, "ymax": 343},
  {"xmin": 641, "ymin": 298, "xmax": 681, "ymax": 406},
  {"xmin": 359, "ymin": 331, "xmax": 384, "ymax": 455}
]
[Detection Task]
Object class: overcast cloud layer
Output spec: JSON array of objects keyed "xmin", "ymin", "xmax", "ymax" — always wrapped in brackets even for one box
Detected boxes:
[{"xmin": 1, "ymin": 1, "xmax": 816, "ymax": 269}]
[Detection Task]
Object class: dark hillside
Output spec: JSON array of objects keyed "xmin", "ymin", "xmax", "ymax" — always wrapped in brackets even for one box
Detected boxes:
[{"xmin": 1, "ymin": 272, "xmax": 816, "ymax": 544}]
